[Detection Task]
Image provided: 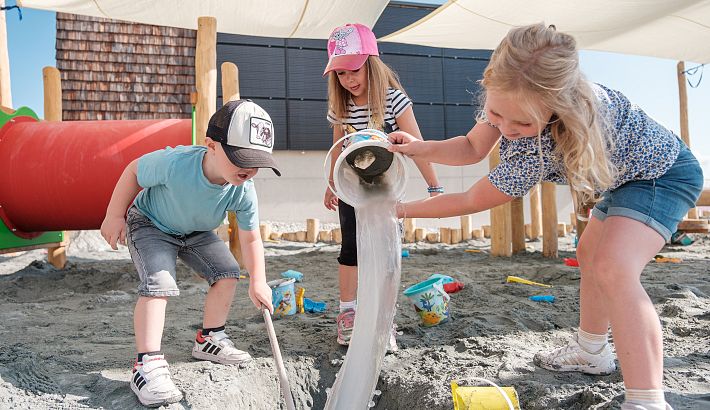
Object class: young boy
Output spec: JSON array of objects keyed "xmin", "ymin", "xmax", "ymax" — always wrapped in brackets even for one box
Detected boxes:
[{"xmin": 100, "ymin": 100, "xmax": 280, "ymax": 407}]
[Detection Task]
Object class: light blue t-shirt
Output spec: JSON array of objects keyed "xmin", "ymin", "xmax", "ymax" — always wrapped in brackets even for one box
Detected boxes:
[{"xmin": 133, "ymin": 145, "xmax": 259, "ymax": 235}]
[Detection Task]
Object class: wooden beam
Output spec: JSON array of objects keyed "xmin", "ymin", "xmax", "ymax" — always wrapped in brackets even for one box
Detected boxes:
[
  {"xmin": 43, "ymin": 66, "xmax": 67, "ymax": 269},
  {"xmin": 541, "ymin": 182, "xmax": 558, "ymax": 258},
  {"xmin": 221, "ymin": 62, "xmax": 239, "ymax": 103},
  {"xmin": 195, "ymin": 16, "xmax": 217, "ymax": 147},
  {"xmin": 529, "ymin": 184, "xmax": 542, "ymax": 240},
  {"xmin": 460, "ymin": 215, "xmax": 472, "ymax": 241},
  {"xmin": 677, "ymin": 61, "xmax": 698, "ymax": 219},
  {"xmin": 510, "ymin": 197, "xmax": 525, "ymax": 254},
  {"xmin": 697, "ymin": 189, "xmax": 710, "ymax": 207},
  {"xmin": 489, "ymin": 143, "xmax": 511, "ymax": 256},
  {"xmin": 677, "ymin": 219, "xmax": 709, "ymax": 233},
  {"xmin": 404, "ymin": 218, "xmax": 416, "ymax": 243},
  {"xmin": 0, "ymin": 1, "xmax": 12, "ymax": 107},
  {"xmin": 306, "ymin": 218, "xmax": 319, "ymax": 243}
]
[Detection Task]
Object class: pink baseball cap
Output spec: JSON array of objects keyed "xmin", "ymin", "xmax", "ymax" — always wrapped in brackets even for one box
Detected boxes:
[{"xmin": 323, "ymin": 23, "xmax": 379, "ymax": 77}]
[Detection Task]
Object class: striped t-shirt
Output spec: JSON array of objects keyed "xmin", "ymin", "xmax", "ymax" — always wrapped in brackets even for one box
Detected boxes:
[{"xmin": 327, "ymin": 87, "xmax": 412, "ymax": 135}]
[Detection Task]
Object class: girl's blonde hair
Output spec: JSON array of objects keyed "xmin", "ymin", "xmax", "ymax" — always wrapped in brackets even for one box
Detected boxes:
[
  {"xmin": 481, "ymin": 23, "xmax": 616, "ymax": 206},
  {"xmin": 327, "ymin": 56, "xmax": 407, "ymax": 129}
]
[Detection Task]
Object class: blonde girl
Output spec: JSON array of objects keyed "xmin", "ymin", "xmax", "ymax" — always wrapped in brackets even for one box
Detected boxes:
[{"xmin": 388, "ymin": 23, "xmax": 703, "ymax": 410}]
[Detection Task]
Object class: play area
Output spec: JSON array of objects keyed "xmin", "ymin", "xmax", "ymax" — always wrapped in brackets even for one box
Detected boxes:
[{"xmin": 1, "ymin": 1, "xmax": 710, "ymax": 409}]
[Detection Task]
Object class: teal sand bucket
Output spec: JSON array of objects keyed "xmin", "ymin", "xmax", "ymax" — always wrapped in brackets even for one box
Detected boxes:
[
  {"xmin": 403, "ymin": 277, "xmax": 451, "ymax": 327},
  {"xmin": 268, "ymin": 278, "xmax": 297, "ymax": 317}
]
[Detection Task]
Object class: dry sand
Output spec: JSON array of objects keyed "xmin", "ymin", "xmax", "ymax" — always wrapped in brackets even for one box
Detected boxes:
[{"xmin": 0, "ymin": 230, "xmax": 708, "ymax": 409}]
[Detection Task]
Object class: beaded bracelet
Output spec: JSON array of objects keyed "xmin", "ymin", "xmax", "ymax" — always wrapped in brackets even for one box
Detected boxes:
[{"xmin": 427, "ymin": 186, "xmax": 444, "ymax": 194}]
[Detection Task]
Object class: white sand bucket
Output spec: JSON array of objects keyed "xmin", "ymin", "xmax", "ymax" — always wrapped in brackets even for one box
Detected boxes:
[{"xmin": 324, "ymin": 129, "xmax": 408, "ymax": 207}]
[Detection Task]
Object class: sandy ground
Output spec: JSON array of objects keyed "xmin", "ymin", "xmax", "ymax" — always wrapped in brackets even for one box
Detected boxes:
[{"xmin": 0, "ymin": 230, "xmax": 708, "ymax": 409}]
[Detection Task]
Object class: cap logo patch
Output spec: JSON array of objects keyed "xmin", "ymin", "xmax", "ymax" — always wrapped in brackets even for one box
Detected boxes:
[{"xmin": 250, "ymin": 117, "xmax": 273, "ymax": 148}]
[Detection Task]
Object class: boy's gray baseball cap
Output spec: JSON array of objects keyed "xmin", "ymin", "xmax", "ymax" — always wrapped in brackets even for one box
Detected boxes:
[{"xmin": 207, "ymin": 99, "xmax": 281, "ymax": 176}]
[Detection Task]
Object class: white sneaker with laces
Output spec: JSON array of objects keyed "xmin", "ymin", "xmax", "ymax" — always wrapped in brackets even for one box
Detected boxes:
[
  {"xmin": 130, "ymin": 354, "xmax": 182, "ymax": 407},
  {"xmin": 533, "ymin": 334, "xmax": 616, "ymax": 375},
  {"xmin": 192, "ymin": 329, "xmax": 252, "ymax": 365}
]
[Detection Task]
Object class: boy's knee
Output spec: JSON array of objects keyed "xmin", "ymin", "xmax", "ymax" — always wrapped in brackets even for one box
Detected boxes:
[{"xmin": 139, "ymin": 270, "xmax": 179, "ymax": 296}]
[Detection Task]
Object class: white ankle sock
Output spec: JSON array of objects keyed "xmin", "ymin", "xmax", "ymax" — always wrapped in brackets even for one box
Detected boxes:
[
  {"xmin": 623, "ymin": 389, "xmax": 667, "ymax": 410},
  {"xmin": 577, "ymin": 328, "xmax": 608, "ymax": 353},
  {"xmin": 339, "ymin": 300, "xmax": 357, "ymax": 313}
]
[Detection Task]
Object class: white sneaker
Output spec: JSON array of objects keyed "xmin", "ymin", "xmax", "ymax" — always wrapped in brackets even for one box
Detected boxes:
[
  {"xmin": 192, "ymin": 329, "xmax": 252, "ymax": 365},
  {"xmin": 130, "ymin": 354, "xmax": 182, "ymax": 407},
  {"xmin": 533, "ymin": 334, "xmax": 616, "ymax": 375},
  {"xmin": 387, "ymin": 323, "xmax": 399, "ymax": 353}
]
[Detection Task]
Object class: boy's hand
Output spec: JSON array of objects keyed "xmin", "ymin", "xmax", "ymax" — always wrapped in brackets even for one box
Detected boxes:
[
  {"xmin": 324, "ymin": 186, "xmax": 339, "ymax": 211},
  {"xmin": 387, "ymin": 131, "xmax": 423, "ymax": 158},
  {"xmin": 100, "ymin": 215, "xmax": 127, "ymax": 250},
  {"xmin": 249, "ymin": 280, "xmax": 274, "ymax": 314}
]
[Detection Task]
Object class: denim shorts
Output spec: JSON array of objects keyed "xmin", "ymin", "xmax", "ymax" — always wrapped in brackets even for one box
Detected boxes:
[
  {"xmin": 126, "ymin": 206, "xmax": 241, "ymax": 297},
  {"xmin": 592, "ymin": 144, "xmax": 704, "ymax": 242}
]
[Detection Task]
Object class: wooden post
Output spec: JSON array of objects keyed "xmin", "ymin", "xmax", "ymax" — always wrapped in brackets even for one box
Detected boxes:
[
  {"xmin": 318, "ymin": 230, "xmax": 331, "ymax": 242},
  {"xmin": 260, "ymin": 223, "xmax": 271, "ymax": 242},
  {"xmin": 426, "ymin": 232, "xmax": 440, "ymax": 243},
  {"xmin": 677, "ymin": 61, "xmax": 698, "ymax": 219},
  {"xmin": 404, "ymin": 218, "xmax": 416, "ymax": 243},
  {"xmin": 296, "ymin": 231, "xmax": 307, "ymax": 242},
  {"xmin": 195, "ymin": 16, "xmax": 217, "ymax": 146},
  {"xmin": 270, "ymin": 232, "xmax": 282, "ymax": 241},
  {"xmin": 482, "ymin": 225, "xmax": 491, "ymax": 238},
  {"xmin": 42, "ymin": 66, "xmax": 67, "ymax": 269},
  {"xmin": 439, "ymin": 227, "xmax": 451, "ymax": 245},
  {"xmin": 221, "ymin": 62, "xmax": 239, "ymax": 103},
  {"xmin": 332, "ymin": 228, "xmax": 342, "ymax": 244},
  {"xmin": 306, "ymin": 218, "xmax": 319, "ymax": 243},
  {"xmin": 489, "ymin": 143, "xmax": 512, "ymax": 256},
  {"xmin": 0, "ymin": 1, "xmax": 12, "ymax": 107},
  {"xmin": 472, "ymin": 229, "xmax": 483, "ymax": 240},
  {"xmin": 529, "ymin": 184, "xmax": 542, "ymax": 240},
  {"xmin": 557, "ymin": 223, "xmax": 567, "ymax": 237},
  {"xmin": 541, "ymin": 182, "xmax": 558, "ymax": 258},
  {"xmin": 450, "ymin": 229, "xmax": 462, "ymax": 244},
  {"xmin": 214, "ymin": 31, "xmax": 246, "ymax": 265},
  {"xmin": 227, "ymin": 212, "xmax": 244, "ymax": 268},
  {"xmin": 414, "ymin": 228, "xmax": 425, "ymax": 242},
  {"xmin": 460, "ymin": 215, "xmax": 472, "ymax": 241},
  {"xmin": 510, "ymin": 197, "xmax": 525, "ymax": 254}
]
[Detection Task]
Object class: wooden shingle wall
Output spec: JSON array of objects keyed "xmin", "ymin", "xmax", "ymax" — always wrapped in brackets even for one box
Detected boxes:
[{"xmin": 56, "ymin": 13, "xmax": 195, "ymax": 120}]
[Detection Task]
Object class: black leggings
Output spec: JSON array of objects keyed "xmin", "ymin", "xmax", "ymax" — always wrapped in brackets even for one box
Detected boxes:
[{"xmin": 337, "ymin": 200, "xmax": 357, "ymax": 266}]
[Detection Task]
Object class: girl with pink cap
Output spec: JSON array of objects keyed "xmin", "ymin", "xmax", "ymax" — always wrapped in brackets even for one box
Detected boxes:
[{"xmin": 322, "ymin": 23, "xmax": 441, "ymax": 348}]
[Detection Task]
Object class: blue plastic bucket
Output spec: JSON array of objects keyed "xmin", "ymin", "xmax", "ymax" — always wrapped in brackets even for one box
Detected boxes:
[
  {"xmin": 268, "ymin": 278, "xmax": 297, "ymax": 317},
  {"xmin": 403, "ymin": 277, "xmax": 451, "ymax": 327}
]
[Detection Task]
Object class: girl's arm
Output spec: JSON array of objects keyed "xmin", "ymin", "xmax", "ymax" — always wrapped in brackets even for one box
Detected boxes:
[
  {"xmin": 397, "ymin": 176, "xmax": 512, "ymax": 218},
  {"xmin": 239, "ymin": 227, "xmax": 274, "ymax": 313},
  {"xmin": 324, "ymin": 126, "xmax": 345, "ymax": 210},
  {"xmin": 100, "ymin": 159, "xmax": 141, "ymax": 249},
  {"xmin": 394, "ymin": 107, "xmax": 440, "ymax": 191},
  {"xmin": 388, "ymin": 121, "xmax": 501, "ymax": 166}
]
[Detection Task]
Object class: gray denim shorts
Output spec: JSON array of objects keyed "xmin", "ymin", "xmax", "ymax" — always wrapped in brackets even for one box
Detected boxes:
[{"xmin": 126, "ymin": 206, "xmax": 241, "ymax": 297}]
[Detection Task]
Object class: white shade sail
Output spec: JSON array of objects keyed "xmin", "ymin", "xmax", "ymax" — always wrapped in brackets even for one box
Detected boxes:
[
  {"xmin": 380, "ymin": 0, "xmax": 710, "ymax": 63},
  {"xmin": 17, "ymin": 0, "xmax": 389, "ymax": 39}
]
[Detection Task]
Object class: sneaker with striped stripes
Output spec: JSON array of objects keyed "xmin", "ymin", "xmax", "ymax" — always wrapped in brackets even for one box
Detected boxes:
[
  {"xmin": 192, "ymin": 329, "xmax": 252, "ymax": 365},
  {"xmin": 130, "ymin": 354, "xmax": 182, "ymax": 407}
]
